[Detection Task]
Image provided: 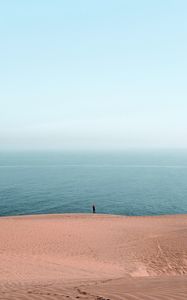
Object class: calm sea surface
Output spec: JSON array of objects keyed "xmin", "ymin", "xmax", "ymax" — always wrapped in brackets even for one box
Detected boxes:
[{"xmin": 0, "ymin": 150, "xmax": 187, "ymax": 217}]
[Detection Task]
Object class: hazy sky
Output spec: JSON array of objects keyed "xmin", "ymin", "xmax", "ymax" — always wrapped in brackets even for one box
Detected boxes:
[{"xmin": 1, "ymin": 0, "xmax": 187, "ymax": 150}]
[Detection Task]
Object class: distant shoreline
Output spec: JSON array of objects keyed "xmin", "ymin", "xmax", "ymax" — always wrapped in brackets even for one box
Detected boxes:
[{"xmin": 1, "ymin": 212, "xmax": 187, "ymax": 219}]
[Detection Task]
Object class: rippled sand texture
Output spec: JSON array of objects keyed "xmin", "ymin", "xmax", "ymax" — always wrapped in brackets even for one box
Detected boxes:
[{"xmin": 0, "ymin": 214, "xmax": 187, "ymax": 299}]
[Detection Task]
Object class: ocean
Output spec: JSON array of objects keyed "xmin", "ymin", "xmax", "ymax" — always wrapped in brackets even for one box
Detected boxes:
[{"xmin": 0, "ymin": 150, "xmax": 187, "ymax": 217}]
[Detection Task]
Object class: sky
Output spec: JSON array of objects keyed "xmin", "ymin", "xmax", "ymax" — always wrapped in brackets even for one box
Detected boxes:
[{"xmin": 0, "ymin": 0, "xmax": 187, "ymax": 150}]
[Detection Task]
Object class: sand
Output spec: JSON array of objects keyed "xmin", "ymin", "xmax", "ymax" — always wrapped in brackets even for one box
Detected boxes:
[{"xmin": 0, "ymin": 213, "xmax": 187, "ymax": 299}]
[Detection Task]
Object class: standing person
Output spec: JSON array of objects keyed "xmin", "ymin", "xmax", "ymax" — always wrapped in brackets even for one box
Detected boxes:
[{"xmin": 92, "ymin": 204, "xmax": 96, "ymax": 214}]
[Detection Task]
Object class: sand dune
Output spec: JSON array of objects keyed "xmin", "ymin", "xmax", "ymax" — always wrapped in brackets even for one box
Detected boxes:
[{"xmin": 0, "ymin": 213, "xmax": 187, "ymax": 299}]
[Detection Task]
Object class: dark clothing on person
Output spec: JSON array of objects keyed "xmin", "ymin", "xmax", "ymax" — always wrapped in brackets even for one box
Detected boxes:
[{"xmin": 92, "ymin": 205, "xmax": 96, "ymax": 213}]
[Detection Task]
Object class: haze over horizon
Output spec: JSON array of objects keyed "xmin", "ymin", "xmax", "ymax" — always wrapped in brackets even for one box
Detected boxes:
[{"xmin": 1, "ymin": 1, "xmax": 187, "ymax": 151}]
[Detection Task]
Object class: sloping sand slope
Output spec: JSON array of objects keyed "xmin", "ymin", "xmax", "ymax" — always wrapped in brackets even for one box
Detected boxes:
[{"xmin": 0, "ymin": 214, "xmax": 187, "ymax": 299}]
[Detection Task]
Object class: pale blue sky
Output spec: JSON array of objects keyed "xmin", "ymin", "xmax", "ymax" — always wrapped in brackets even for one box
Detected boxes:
[{"xmin": 1, "ymin": 0, "xmax": 187, "ymax": 150}]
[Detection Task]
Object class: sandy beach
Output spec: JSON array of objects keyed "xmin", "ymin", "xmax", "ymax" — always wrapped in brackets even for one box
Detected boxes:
[{"xmin": 0, "ymin": 213, "xmax": 187, "ymax": 299}]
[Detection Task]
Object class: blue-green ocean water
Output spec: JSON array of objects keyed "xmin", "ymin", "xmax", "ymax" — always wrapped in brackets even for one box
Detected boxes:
[{"xmin": 0, "ymin": 151, "xmax": 187, "ymax": 217}]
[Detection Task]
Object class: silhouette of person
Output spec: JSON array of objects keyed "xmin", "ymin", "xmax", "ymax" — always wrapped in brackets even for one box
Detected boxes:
[{"xmin": 92, "ymin": 204, "xmax": 96, "ymax": 213}]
